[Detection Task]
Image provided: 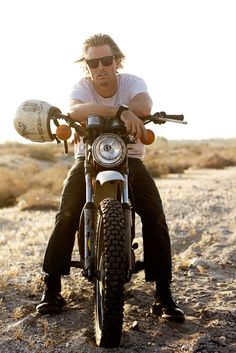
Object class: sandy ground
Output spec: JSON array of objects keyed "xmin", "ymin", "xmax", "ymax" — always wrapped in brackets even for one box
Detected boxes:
[{"xmin": 0, "ymin": 167, "xmax": 235, "ymax": 353}]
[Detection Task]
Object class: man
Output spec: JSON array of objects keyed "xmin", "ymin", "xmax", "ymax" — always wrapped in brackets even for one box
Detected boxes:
[{"xmin": 36, "ymin": 33, "xmax": 185, "ymax": 322}]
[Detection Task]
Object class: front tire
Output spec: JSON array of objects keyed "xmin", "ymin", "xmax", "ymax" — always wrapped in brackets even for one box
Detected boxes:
[{"xmin": 95, "ymin": 198, "xmax": 126, "ymax": 347}]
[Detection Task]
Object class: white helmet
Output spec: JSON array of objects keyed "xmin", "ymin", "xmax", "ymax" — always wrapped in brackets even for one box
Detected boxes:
[{"xmin": 14, "ymin": 100, "xmax": 61, "ymax": 142}]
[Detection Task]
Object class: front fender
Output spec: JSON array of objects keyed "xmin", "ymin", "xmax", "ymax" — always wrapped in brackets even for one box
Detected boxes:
[
  {"xmin": 94, "ymin": 171, "xmax": 125, "ymax": 205},
  {"xmin": 96, "ymin": 170, "xmax": 125, "ymax": 185}
]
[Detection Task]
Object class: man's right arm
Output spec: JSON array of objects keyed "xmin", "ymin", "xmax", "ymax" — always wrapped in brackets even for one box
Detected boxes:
[{"xmin": 68, "ymin": 99, "xmax": 117, "ymax": 123}]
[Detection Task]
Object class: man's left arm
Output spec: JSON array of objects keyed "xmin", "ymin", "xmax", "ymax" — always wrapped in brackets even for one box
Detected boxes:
[
  {"xmin": 128, "ymin": 92, "xmax": 153, "ymax": 117},
  {"xmin": 120, "ymin": 92, "xmax": 153, "ymax": 139}
]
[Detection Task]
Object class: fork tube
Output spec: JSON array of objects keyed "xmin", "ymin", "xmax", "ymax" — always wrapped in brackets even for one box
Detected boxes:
[
  {"xmin": 83, "ymin": 143, "xmax": 95, "ymax": 279},
  {"xmin": 85, "ymin": 174, "xmax": 93, "ymax": 202},
  {"xmin": 122, "ymin": 174, "xmax": 129, "ymax": 203},
  {"xmin": 84, "ymin": 144, "xmax": 93, "ymax": 202}
]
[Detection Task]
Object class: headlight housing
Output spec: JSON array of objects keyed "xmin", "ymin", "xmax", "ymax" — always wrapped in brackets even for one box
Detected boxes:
[{"xmin": 92, "ymin": 133, "xmax": 126, "ymax": 167}]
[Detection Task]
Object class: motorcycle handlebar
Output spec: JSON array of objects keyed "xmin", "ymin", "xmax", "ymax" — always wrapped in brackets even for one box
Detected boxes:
[
  {"xmin": 164, "ymin": 114, "xmax": 184, "ymax": 121},
  {"xmin": 53, "ymin": 111, "xmax": 187, "ymax": 152},
  {"xmin": 56, "ymin": 112, "xmax": 187, "ymax": 130},
  {"xmin": 144, "ymin": 113, "xmax": 187, "ymax": 125}
]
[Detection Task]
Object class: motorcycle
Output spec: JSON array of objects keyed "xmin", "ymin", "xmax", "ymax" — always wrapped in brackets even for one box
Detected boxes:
[{"xmin": 14, "ymin": 100, "xmax": 187, "ymax": 347}]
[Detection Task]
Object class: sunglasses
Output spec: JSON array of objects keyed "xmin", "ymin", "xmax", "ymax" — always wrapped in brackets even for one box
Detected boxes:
[{"xmin": 86, "ymin": 56, "xmax": 114, "ymax": 69}]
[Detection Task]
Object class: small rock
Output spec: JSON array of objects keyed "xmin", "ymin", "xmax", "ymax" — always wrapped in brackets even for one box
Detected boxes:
[
  {"xmin": 187, "ymin": 269, "xmax": 196, "ymax": 277},
  {"xmin": 194, "ymin": 302, "xmax": 204, "ymax": 309},
  {"xmin": 218, "ymin": 336, "xmax": 227, "ymax": 346},
  {"xmin": 6, "ymin": 314, "xmax": 37, "ymax": 331},
  {"xmin": 189, "ymin": 257, "xmax": 210, "ymax": 269},
  {"xmin": 67, "ymin": 290, "xmax": 77, "ymax": 300},
  {"xmin": 0, "ymin": 292, "xmax": 6, "ymax": 300},
  {"xmin": 131, "ymin": 320, "xmax": 141, "ymax": 331}
]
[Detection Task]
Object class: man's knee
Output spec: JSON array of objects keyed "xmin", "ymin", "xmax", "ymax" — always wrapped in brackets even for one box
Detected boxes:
[{"xmin": 55, "ymin": 209, "xmax": 80, "ymax": 226}]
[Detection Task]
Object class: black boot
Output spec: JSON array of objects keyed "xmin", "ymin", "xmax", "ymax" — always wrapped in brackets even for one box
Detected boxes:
[
  {"xmin": 36, "ymin": 275, "xmax": 65, "ymax": 314},
  {"xmin": 152, "ymin": 280, "xmax": 185, "ymax": 322}
]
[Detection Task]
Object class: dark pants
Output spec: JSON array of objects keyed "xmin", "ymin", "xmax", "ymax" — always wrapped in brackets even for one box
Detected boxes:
[{"xmin": 43, "ymin": 158, "xmax": 172, "ymax": 282}]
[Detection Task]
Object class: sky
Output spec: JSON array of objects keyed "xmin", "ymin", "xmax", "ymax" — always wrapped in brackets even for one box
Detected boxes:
[{"xmin": 0, "ymin": 0, "xmax": 235, "ymax": 143}]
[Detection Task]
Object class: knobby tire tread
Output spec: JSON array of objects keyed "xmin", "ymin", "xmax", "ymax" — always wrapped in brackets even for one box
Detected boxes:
[{"xmin": 95, "ymin": 198, "xmax": 126, "ymax": 348}]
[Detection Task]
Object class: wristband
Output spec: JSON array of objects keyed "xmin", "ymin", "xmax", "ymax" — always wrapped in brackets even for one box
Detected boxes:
[{"xmin": 116, "ymin": 105, "xmax": 129, "ymax": 118}]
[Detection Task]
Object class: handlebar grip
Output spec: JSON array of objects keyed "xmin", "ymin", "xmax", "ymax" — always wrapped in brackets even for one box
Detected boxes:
[{"xmin": 165, "ymin": 114, "xmax": 184, "ymax": 121}]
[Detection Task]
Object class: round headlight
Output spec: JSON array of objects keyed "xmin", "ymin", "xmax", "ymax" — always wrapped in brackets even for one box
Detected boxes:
[{"xmin": 92, "ymin": 133, "xmax": 126, "ymax": 167}]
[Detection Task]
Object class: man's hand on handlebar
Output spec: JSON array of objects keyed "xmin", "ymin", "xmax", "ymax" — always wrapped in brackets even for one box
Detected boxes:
[
  {"xmin": 153, "ymin": 111, "xmax": 167, "ymax": 124},
  {"xmin": 120, "ymin": 110, "xmax": 147, "ymax": 140}
]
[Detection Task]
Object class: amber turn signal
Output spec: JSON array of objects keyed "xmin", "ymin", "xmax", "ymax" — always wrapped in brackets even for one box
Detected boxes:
[
  {"xmin": 140, "ymin": 129, "xmax": 155, "ymax": 145},
  {"xmin": 56, "ymin": 125, "xmax": 72, "ymax": 140}
]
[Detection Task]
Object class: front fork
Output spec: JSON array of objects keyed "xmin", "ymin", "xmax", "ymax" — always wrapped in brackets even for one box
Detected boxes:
[
  {"xmin": 123, "ymin": 202, "xmax": 135, "ymax": 282},
  {"xmin": 81, "ymin": 156, "xmax": 96, "ymax": 280},
  {"xmin": 122, "ymin": 174, "xmax": 136, "ymax": 281},
  {"xmin": 83, "ymin": 164, "xmax": 134, "ymax": 282},
  {"xmin": 83, "ymin": 201, "xmax": 96, "ymax": 280}
]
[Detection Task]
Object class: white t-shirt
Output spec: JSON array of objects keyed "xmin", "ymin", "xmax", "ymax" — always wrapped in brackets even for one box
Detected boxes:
[{"xmin": 70, "ymin": 73, "xmax": 149, "ymax": 159}]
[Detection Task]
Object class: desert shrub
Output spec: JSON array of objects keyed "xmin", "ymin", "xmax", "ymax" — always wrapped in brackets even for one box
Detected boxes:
[
  {"xmin": 145, "ymin": 157, "xmax": 191, "ymax": 177},
  {"xmin": 26, "ymin": 145, "xmax": 56, "ymax": 161},
  {"xmin": 144, "ymin": 138, "xmax": 191, "ymax": 176},
  {"xmin": 0, "ymin": 141, "xmax": 27, "ymax": 155},
  {"xmin": 17, "ymin": 188, "xmax": 60, "ymax": 210},
  {"xmin": 195, "ymin": 152, "xmax": 234, "ymax": 169},
  {"xmin": 144, "ymin": 138, "xmax": 236, "ymax": 174},
  {"xmin": 0, "ymin": 141, "xmax": 74, "ymax": 161},
  {"xmin": 16, "ymin": 162, "xmax": 41, "ymax": 175},
  {"xmin": 30, "ymin": 164, "xmax": 69, "ymax": 193},
  {"xmin": 167, "ymin": 161, "xmax": 191, "ymax": 174},
  {"xmin": 146, "ymin": 160, "xmax": 170, "ymax": 178},
  {"xmin": 0, "ymin": 168, "xmax": 28, "ymax": 207},
  {"xmin": 0, "ymin": 161, "xmax": 68, "ymax": 208}
]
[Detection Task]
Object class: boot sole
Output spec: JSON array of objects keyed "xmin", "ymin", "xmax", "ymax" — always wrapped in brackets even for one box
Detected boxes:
[
  {"xmin": 36, "ymin": 303, "xmax": 64, "ymax": 315},
  {"xmin": 161, "ymin": 313, "xmax": 185, "ymax": 323}
]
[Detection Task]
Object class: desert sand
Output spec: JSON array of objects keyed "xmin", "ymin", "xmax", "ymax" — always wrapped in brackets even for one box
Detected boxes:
[{"xmin": 0, "ymin": 167, "xmax": 235, "ymax": 353}]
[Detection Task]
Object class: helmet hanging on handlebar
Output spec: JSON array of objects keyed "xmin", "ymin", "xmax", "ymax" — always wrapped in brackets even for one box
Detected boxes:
[{"xmin": 14, "ymin": 100, "xmax": 61, "ymax": 142}]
